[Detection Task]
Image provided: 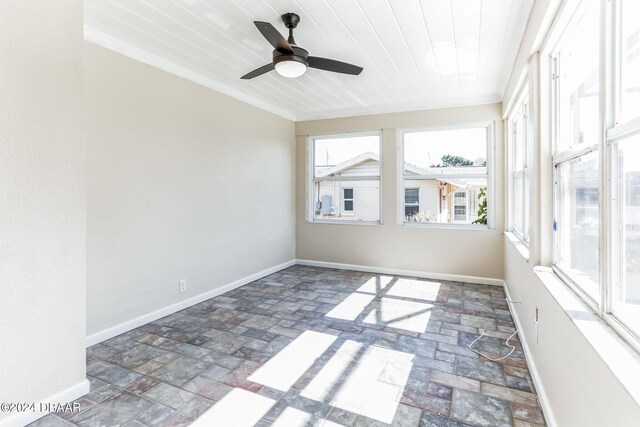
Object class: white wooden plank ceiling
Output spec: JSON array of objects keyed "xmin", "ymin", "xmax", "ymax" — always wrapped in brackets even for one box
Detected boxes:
[{"xmin": 84, "ymin": 0, "xmax": 534, "ymax": 121}]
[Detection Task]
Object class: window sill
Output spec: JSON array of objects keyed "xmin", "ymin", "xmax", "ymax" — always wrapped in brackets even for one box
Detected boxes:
[
  {"xmin": 504, "ymin": 231, "xmax": 529, "ymax": 261},
  {"xmin": 532, "ymin": 265, "xmax": 640, "ymax": 408},
  {"xmin": 401, "ymin": 222, "xmax": 492, "ymax": 231},
  {"xmin": 307, "ymin": 219, "xmax": 382, "ymax": 226}
]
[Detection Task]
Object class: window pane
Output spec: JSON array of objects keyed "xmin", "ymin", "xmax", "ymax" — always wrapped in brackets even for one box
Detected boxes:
[
  {"xmin": 403, "ymin": 127, "xmax": 488, "ymax": 225},
  {"xmin": 514, "ymin": 174, "xmax": 524, "ymax": 236},
  {"xmin": 556, "ymin": 0, "xmax": 600, "ymax": 152},
  {"xmin": 312, "ymin": 134, "xmax": 380, "ymax": 223},
  {"xmin": 404, "ymin": 128, "xmax": 487, "ymax": 170},
  {"xmin": 555, "ymin": 151, "xmax": 600, "ymax": 301},
  {"xmin": 405, "ymin": 205, "xmax": 420, "ymax": 218},
  {"xmin": 313, "ymin": 181, "xmax": 378, "ymax": 221},
  {"xmin": 523, "ymin": 172, "xmax": 530, "ymax": 241},
  {"xmin": 405, "ymin": 188, "xmax": 419, "ymax": 204},
  {"xmin": 620, "ymin": 0, "xmax": 640, "ymax": 123},
  {"xmin": 403, "ymin": 179, "xmax": 487, "ymax": 224},
  {"xmin": 314, "ymin": 135, "xmax": 380, "ymax": 178},
  {"xmin": 612, "ymin": 134, "xmax": 640, "ymax": 334}
]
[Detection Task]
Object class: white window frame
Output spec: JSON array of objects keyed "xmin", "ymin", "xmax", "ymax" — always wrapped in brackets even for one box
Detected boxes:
[
  {"xmin": 404, "ymin": 188, "xmax": 420, "ymax": 220},
  {"xmin": 542, "ymin": 0, "xmax": 640, "ymax": 351},
  {"xmin": 342, "ymin": 188, "xmax": 354, "ymax": 214},
  {"xmin": 307, "ymin": 131, "xmax": 382, "ymax": 225},
  {"xmin": 605, "ymin": 0, "xmax": 640, "ymax": 348},
  {"xmin": 549, "ymin": 0, "xmax": 603, "ymax": 309},
  {"xmin": 509, "ymin": 87, "xmax": 531, "ymax": 244},
  {"xmin": 398, "ymin": 123, "xmax": 495, "ymax": 230},
  {"xmin": 453, "ymin": 190, "xmax": 469, "ymax": 222}
]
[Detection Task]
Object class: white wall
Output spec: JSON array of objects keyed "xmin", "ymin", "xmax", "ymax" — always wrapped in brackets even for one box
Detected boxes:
[
  {"xmin": 504, "ymin": 238, "xmax": 640, "ymax": 426},
  {"xmin": 0, "ymin": 1, "xmax": 88, "ymax": 424},
  {"xmin": 296, "ymin": 104, "xmax": 505, "ymax": 280},
  {"xmin": 85, "ymin": 43, "xmax": 295, "ymax": 337}
]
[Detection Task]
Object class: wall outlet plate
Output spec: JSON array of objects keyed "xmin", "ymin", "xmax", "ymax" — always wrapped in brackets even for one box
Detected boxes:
[{"xmin": 179, "ymin": 279, "xmax": 187, "ymax": 293}]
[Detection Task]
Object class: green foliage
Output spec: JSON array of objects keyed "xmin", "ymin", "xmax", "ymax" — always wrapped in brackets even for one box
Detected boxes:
[
  {"xmin": 431, "ymin": 154, "xmax": 473, "ymax": 168},
  {"xmin": 472, "ymin": 187, "xmax": 488, "ymax": 225}
]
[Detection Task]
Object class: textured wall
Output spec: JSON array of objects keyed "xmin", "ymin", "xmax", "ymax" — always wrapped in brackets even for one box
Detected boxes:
[
  {"xmin": 85, "ymin": 43, "xmax": 296, "ymax": 336},
  {"xmin": 0, "ymin": 0, "xmax": 86, "ymax": 422}
]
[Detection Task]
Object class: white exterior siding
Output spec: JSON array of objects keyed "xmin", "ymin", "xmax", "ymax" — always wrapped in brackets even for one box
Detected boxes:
[{"xmin": 317, "ymin": 180, "xmax": 380, "ymax": 221}]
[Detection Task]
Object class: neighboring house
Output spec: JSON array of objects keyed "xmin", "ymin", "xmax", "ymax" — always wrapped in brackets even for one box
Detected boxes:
[{"xmin": 314, "ymin": 152, "xmax": 486, "ymax": 223}]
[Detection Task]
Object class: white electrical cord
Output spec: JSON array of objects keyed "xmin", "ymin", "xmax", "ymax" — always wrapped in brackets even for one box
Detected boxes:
[
  {"xmin": 467, "ymin": 328, "xmax": 519, "ymax": 362},
  {"xmin": 467, "ymin": 297, "xmax": 520, "ymax": 362}
]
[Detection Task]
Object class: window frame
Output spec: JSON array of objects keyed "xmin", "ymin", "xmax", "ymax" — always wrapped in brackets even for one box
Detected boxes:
[
  {"xmin": 509, "ymin": 87, "xmax": 531, "ymax": 244},
  {"xmin": 549, "ymin": 0, "xmax": 604, "ymax": 310},
  {"xmin": 453, "ymin": 190, "xmax": 469, "ymax": 222},
  {"xmin": 342, "ymin": 188, "xmax": 354, "ymax": 214},
  {"xmin": 307, "ymin": 131, "xmax": 383, "ymax": 225},
  {"xmin": 404, "ymin": 188, "xmax": 420, "ymax": 219},
  {"xmin": 397, "ymin": 122, "xmax": 495, "ymax": 230},
  {"xmin": 542, "ymin": 0, "xmax": 640, "ymax": 351},
  {"xmin": 605, "ymin": 0, "xmax": 640, "ymax": 347}
]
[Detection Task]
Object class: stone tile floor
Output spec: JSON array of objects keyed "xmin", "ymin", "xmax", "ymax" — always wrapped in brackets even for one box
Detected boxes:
[{"xmin": 30, "ymin": 266, "xmax": 546, "ymax": 427}]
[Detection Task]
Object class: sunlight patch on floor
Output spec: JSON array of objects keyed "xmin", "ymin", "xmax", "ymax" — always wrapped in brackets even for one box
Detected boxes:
[
  {"xmin": 301, "ymin": 340, "xmax": 364, "ymax": 402},
  {"xmin": 357, "ymin": 276, "xmax": 395, "ymax": 293},
  {"xmin": 270, "ymin": 407, "xmax": 313, "ymax": 427},
  {"xmin": 386, "ymin": 278, "xmax": 441, "ymax": 302},
  {"xmin": 325, "ymin": 292, "xmax": 376, "ymax": 321},
  {"xmin": 192, "ymin": 388, "xmax": 275, "ymax": 427},
  {"xmin": 329, "ymin": 345, "xmax": 413, "ymax": 424},
  {"xmin": 249, "ymin": 331, "xmax": 337, "ymax": 391},
  {"xmin": 363, "ymin": 297, "xmax": 433, "ymax": 333}
]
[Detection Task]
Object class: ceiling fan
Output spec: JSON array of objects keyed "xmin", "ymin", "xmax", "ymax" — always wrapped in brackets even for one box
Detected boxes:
[{"xmin": 241, "ymin": 13, "xmax": 363, "ymax": 80}]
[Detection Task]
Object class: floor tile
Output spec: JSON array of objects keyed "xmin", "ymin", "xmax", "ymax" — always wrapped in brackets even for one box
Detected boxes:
[
  {"xmin": 450, "ymin": 388, "xmax": 511, "ymax": 427},
  {"xmin": 61, "ymin": 266, "xmax": 547, "ymax": 427}
]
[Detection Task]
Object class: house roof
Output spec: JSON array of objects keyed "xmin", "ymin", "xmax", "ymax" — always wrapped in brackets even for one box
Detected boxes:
[
  {"xmin": 316, "ymin": 152, "xmax": 380, "ymax": 177},
  {"xmin": 317, "ymin": 152, "xmax": 487, "ymax": 183}
]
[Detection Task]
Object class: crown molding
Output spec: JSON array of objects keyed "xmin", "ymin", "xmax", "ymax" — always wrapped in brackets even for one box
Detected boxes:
[
  {"xmin": 293, "ymin": 96, "xmax": 503, "ymax": 122},
  {"xmin": 84, "ymin": 26, "xmax": 297, "ymax": 121}
]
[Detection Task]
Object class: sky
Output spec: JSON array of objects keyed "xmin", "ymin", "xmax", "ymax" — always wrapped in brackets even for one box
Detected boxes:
[{"xmin": 314, "ymin": 128, "xmax": 487, "ymax": 169}]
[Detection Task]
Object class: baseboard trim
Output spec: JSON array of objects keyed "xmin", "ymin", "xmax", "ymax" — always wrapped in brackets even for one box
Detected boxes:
[
  {"xmin": 503, "ymin": 285, "xmax": 557, "ymax": 427},
  {"xmin": 295, "ymin": 259, "xmax": 505, "ymax": 287},
  {"xmin": 0, "ymin": 379, "xmax": 90, "ymax": 427},
  {"xmin": 85, "ymin": 260, "xmax": 295, "ymax": 347}
]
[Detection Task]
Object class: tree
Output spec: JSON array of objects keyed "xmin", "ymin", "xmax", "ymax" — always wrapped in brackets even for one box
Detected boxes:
[
  {"xmin": 431, "ymin": 154, "xmax": 473, "ymax": 168},
  {"xmin": 472, "ymin": 187, "xmax": 487, "ymax": 225}
]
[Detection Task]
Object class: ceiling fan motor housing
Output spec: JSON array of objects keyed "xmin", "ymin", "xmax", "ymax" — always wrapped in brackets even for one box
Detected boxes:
[{"xmin": 273, "ymin": 46, "xmax": 309, "ymax": 67}]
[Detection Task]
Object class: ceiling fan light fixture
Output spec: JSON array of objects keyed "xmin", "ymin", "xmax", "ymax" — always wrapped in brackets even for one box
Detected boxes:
[{"xmin": 274, "ymin": 59, "xmax": 307, "ymax": 78}]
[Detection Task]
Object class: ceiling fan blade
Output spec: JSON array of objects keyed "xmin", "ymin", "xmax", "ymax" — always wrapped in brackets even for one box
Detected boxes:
[
  {"xmin": 308, "ymin": 57, "xmax": 363, "ymax": 75},
  {"xmin": 241, "ymin": 63, "xmax": 274, "ymax": 79},
  {"xmin": 254, "ymin": 21, "xmax": 293, "ymax": 54}
]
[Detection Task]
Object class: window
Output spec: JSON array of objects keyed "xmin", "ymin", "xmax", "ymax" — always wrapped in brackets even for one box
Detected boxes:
[
  {"xmin": 453, "ymin": 191, "xmax": 468, "ymax": 222},
  {"xmin": 546, "ymin": 0, "xmax": 640, "ymax": 345},
  {"xmin": 401, "ymin": 127, "xmax": 490, "ymax": 226},
  {"xmin": 610, "ymin": 0, "xmax": 640, "ymax": 341},
  {"xmin": 404, "ymin": 188, "xmax": 419, "ymax": 218},
  {"xmin": 343, "ymin": 188, "xmax": 354, "ymax": 213},
  {"xmin": 510, "ymin": 90, "xmax": 531, "ymax": 243},
  {"xmin": 309, "ymin": 133, "xmax": 381, "ymax": 223},
  {"xmin": 552, "ymin": 0, "xmax": 601, "ymax": 303}
]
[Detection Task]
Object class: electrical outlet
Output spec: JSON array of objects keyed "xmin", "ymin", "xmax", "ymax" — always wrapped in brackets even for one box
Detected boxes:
[{"xmin": 179, "ymin": 279, "xmax": 187, "ymax": 293}]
